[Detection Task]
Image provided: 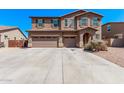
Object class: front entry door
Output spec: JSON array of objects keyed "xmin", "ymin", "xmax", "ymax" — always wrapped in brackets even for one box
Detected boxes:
[{"xmin": 83, "ymin": 33, "xmax": 90, "ymax": 45}]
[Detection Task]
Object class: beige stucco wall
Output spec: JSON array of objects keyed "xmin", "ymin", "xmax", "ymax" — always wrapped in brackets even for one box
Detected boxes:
[
  {"xmin": 110, "ymin": 38, "xmax": 124, "ymax": 47},
  {"xmin": 0, "ymin": 29, "xmax": 26, "ymax": 47},
  {"xmin": 76, "ymin": 14, "xmax": 102, "ymax": 41},
  {"xmin": 104, "ymin": 38, "xmax": 124, "ymax": 47},
  {"xmin": 93, "ymin": 24, "xmax": 102, "ymax": 41},
  {"xmin": 61, "ymin": 17, "xmax": 75, "ymax": 31},
  {"xmin": 102, "ymin": 23, "xmax": 124, "ymax": 39},
  {"xmin": 32, "ymin": 18, "xmax": 60, "ymax": 31}
]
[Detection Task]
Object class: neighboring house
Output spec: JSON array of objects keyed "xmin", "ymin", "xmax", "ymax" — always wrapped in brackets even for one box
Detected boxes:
[
  {"xmin": 0, "ymin": 26, "xmax": 27, "ymax": 47},
  {"xmin": 27, "ymin": 10, "xmax": 103, "ymax": 48},
  {"xmin": 102, "ymin": 22, "xmax": 124, "ymax": 47}
]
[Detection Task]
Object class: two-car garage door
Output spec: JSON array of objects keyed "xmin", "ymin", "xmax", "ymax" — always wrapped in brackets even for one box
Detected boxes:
[
  {"xmin": 32, "ymin": 37, "xmax": 58, "ymax": 48},
  {"xmin": 32, "ymin": 36, "xmax": 76, "ymax": 48}
]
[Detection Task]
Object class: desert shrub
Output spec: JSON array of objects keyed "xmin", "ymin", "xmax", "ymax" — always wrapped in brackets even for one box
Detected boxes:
[{"xmin": 84, "ymin": 40, "xmax": 107, "ymax": 52}]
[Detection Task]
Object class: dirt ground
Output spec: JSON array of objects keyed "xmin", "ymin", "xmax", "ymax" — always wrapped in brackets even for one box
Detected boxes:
[{"xmin": 94, "ymin": 47, "xmax": 124, "ymax": 67}]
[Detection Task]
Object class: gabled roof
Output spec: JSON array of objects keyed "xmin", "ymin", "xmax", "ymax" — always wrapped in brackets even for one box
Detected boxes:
[
  {"xmin": 29, "ymin": 16, "xmax": 60, "ymax": 18},
  {"xmin": 0, "ymin": 26, "xmax": 17, "ymax": 31},
  {"xmin": 102, "ymin": 22, "xmax": 124, "ymax": 26},
  {"xmin": 29, "ymin": 10, "xmax": 87, "ymax": 18},
  {"xmin": 78, "ymin": 27, "xmax": 98, "ymax": 31},
  {"xmin": 61, "ymin": 10, "xmax": 87, "ymax": 17},
  {"xmin": 29, "ymin": 10, "xmax": 103, "ymax": 19},
  {"xmin": 0, "ymin": 26, "xmax": 27, "ymax": 39},
  {"xmin": 75, "ymin": 12, "xmax": 103, "ymax": 17}
]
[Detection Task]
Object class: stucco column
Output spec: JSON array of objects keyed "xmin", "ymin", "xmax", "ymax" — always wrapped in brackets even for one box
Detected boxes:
[
  {"xmin": 28, "ymin": 37, "xmax": 32, "ymax": 48},
  {"xmin": 79, "ymin": 34, "xmax": 84, "ymax": 48},
  {"xmin": 0, "ymin": 34, "xmax": 1, "ymax": 42},
  {"xmin": 88, "ymin": 36, "xmax": 92, "ymax": 43},
  {"xmin": 58, "ymin": 33, "xmax": 63, "ymax": 48}
]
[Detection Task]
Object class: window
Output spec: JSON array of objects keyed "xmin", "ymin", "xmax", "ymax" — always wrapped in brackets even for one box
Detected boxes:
[
  {"xmin": 80, "ymin": 17, "xmax": 88, "ymax": 26},
  {"xmin": 36, "ymin": 19, "xmax": 44, "ymax": 28},
  {"xmin": 107, "ymin": 25, "xmax": 111, "ymax": 31},
  {"xmin": 4, "ymin": 35, "xmax": 8, "ymax": 40},
  {"xmin": 64, "ymin": 18, "xmax": 74, "ymax": 27},
  {"xmin": 64, "ymin": 19, "xmax": 68, "ymax": 27},
  {"xmin": 92, "ymin": 17, "xmax": 99, "ymax": 26},
  {"xmin": 52, "ymin": 19, "xmax": 59, "ymax": 27},
  {"xmin": 69, "ymin": 19, "xmax": 74, "ymax": 28}
]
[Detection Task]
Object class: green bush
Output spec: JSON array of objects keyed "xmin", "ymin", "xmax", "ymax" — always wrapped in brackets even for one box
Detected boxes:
[{"xmin": 84, "ymin": 40, "xmax": 107, "ymax": 52}]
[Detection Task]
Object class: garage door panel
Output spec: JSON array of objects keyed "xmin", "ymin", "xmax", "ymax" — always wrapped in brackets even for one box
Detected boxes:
[
  {"xmin": 32, "ymin": 37, "xmax": 58, "ymax": 47},
  {"xmin": 64, "ymin": 37, "xmax": 76, "ymax": 48}
]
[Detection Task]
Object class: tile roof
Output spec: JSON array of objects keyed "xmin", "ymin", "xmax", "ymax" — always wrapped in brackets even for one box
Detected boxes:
[
  {"xmin": 29, "ymin": 10, "xmax": 87, "ymax": 18},
  {"xmin": 102, "ymin": 22, "xmax": 124, "ymax": 26},
  {"xmin": 29, "ymin": 16, "xmax": 60, "ymax": 18},
  {"xmin": 0, "ymin": 26, "xmax": 27, "ymax": 39},
  {"xmin": 75, "ymin": 12, "xmax": 103, "ymax": 17},
  {"xmin": 0, "ymin": 26, "xmax": 17, "ymax": 31}
]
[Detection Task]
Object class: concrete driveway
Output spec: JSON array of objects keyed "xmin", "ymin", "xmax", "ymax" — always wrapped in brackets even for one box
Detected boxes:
[{"xmin": 0, "ymin": 48, "xmax": 124, "ymax": 84}]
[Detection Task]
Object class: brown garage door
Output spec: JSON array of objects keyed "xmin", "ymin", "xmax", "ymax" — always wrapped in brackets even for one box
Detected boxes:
[
  {"xmin": 64, "ymin": 37, "xmax": 76, "ymax": 48},
  {"xmin": 32, "ymin": 37, "xmax": 58, "ymax": 48},
  {"xmin": 8, "ymin": 40, "xmax": 23, "ymax": 47}
]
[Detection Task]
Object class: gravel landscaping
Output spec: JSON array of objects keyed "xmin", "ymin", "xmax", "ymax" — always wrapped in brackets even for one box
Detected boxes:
[{"xmin": 94, "ymin": 47, "xmax": 124, "ymax": 67}]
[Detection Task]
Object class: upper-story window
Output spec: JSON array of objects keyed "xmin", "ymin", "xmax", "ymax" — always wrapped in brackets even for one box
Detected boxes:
[
  {"xmin": 69, "ymin": 19, "xmax": 74, "ymax": 28},
  {"xmin": 64, "ymin": 18, "xmax": 74, "ymax": 27},
  {"xmin": 79, "ymin": 17, "xmax": 88, "ymax": 26},
  {"xmin": 52, "ymin": 19, "xmax": 59, "ymax": 27},
  {"xmin": 64, "ymin": 19, "xmax": 68, "ymax": 27},
  {"xmin": 92, "ymin": 17, "xmax": 99, "ymax": 26},
  {"xmin": 36, "ymin": 19, "xmax": 44, "ymax": 28},
  {"xmin": 107, "ymin": 25, "xmax": 111, "ymax": 31}
]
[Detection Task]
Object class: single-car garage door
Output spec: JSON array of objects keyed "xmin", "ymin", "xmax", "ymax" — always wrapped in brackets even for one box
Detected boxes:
[
  {"xmin": 64, "ymin": 37, "xmax": 76, "ymax": 48},
  {"xmin": 32, "ymin": 37, "xmax": 58, "ymax": 47}
]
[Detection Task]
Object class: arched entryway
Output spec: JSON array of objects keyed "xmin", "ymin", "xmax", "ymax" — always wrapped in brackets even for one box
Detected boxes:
[{"xmin": 83, "ymin": 33, "xmax": 91, "ymax": 45}]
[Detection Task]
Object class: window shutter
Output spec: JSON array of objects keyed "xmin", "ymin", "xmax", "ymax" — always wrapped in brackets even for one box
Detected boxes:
[
  {"xmin": 79, "ymin": 19, "xmax": 82, "ymax": 26},
  {"xmin": 43, "ymin": 19, "xmax": 45, "ymax": 23},
  {"xmin": 64, "ymin": 19, "xmax": 68, "ymax": 27},
  {"xmin": 35, "ymin": 19, "xmax": 38, "ymax": 23},
  {"xmin": 51, "ymin": 19, "xmax": 53, "ymax": 23}
]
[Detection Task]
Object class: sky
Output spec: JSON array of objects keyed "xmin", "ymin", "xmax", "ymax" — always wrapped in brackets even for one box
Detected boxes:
[{"xmin": 0, "ymin": 9, "xmax": 124, "ymax": 37}]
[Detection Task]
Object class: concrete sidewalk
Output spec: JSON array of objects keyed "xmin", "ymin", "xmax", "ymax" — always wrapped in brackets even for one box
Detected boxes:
[{"xmin": 0, "ymin": 48, "xmax": 124, "ymax": 84}]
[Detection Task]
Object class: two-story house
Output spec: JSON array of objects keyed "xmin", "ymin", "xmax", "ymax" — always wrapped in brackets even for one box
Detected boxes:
[{"xmin": 27, "ymin": 10, "xmax": 103, "ymax": 48}]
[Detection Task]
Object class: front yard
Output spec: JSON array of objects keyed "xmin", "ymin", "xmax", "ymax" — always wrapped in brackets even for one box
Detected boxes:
[{"xmin": 94, "ymin": 47, "xmax": 124, "ymax": 67}]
